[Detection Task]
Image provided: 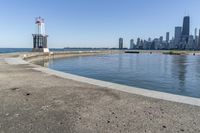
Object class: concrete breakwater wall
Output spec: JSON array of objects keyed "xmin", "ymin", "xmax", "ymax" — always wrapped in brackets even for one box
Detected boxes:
[{"xmin": 22, "ymin": 50, "xmax": 123, "ymax": 62}]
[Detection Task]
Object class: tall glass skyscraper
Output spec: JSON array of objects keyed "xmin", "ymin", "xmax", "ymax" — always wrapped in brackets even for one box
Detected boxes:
[
  {"xmin": 130, "ymin": 39, "xmax": 134, "ymax": 49},
  {"xmin": 119, "ymin": 38, "xmax": 123, "ymax": 49},
  {"xmin": 198, "ymin": 29, "xmax": 200, "ymax": 49},
  {"xmin": 181, "ymin": 16, "xmax": 190, "ymax": 43},
  {"xmin": 175, "ymin": 27, "xmax": 182, "ymax": 39},
  {"xmin": 166, "ymin": 32, "xmax": 170, "ymax": 43}
]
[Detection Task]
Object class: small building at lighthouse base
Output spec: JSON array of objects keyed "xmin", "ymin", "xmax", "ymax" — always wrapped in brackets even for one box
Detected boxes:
[{"xmin": 32, "ymin": 34, "xmax": 49, "ymax": 53}]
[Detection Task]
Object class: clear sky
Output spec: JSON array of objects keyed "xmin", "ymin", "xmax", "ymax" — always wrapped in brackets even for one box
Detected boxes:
[{"xmin": 0, "ymin": 0, "xmax": 200, "ymax": 48}]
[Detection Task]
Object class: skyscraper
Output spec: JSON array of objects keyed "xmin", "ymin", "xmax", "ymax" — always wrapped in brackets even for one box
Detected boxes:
[
  {"xmin": 139, "ymin": 40, "xmax": 144, "ymax": 49},
  {"xmin": 187, "ymin": 35, "xmax": 194, "ymax": 50},
  {"xmin": 153, "ymin": 38, "xmax": 159, "ymax": 50},
  {"xmin": 159, "ymin": 36, "xmax": 163, "ymax": 43},
  {"xmin": 174, "ymin": 26, "xmax": 182, "ymax": 48},
  {"xmin": 198, "ymin": 30, "xmax": 200, "ymax": 49},
  {"xmin": 175, "ymin": 27, "xmax": 182, "ymax": 39},
  {"xmin": 181, "ymin": 16, "xmax": 190, "ymax": 43},
  {"xmin": 194, "ymin": 28, "xmax": 198, "ymax": 49},
  {"xmin": 195, "ymin": 28, "xmax": 197, "ymax": 37},
  {"xmin": 136, "ymin": 38, "xmax": 140, "ymax": 48},
  {"xmin": 166, "ymin": 32, "xmax": 170, "ymax": 43},
  {"xmin": 130, "ymin": 39, "xmax": 134, "ymax": 49},
  {"xmin": 119, "ymin": 38, "xmax": 123, "ymax": 49}
]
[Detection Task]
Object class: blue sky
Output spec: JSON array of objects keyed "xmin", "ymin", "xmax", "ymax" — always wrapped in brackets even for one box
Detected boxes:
[{"xmin": 0, "ymin": 0, "xmax": 200, "ymax": 48}]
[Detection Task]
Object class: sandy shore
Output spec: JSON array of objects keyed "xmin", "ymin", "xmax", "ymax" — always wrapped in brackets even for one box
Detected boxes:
[{"xmin": 0, "ymin": 51, "xmax": 200, "ymax": 133}]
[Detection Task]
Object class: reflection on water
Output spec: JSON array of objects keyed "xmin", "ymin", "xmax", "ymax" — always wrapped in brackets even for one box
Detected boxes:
[
  {"xmin": 35, "ymin": 59, "xmax": 53, "ymax": 67},
  {"xmin": 171, "ymin": 56, "xmax": 187, "ymax": 92},
  {"xmin": 37, "ymin": 53, "xmax": 200, "ymax": 98},
  {"xmin": 195, "ymin": 57, "xmax": 200, "ymax": 78}
]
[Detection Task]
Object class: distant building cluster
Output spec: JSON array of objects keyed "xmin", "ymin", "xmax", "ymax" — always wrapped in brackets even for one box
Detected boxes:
[{"xmin": 119, "ymin": 16, "xmax": 200, "ymax": 50}]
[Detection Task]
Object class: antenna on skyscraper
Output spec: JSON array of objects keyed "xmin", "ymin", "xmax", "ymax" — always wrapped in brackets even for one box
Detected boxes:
[
  {"xmin": 184, "ymin": 9, "xmax": 187, "ymax": 16},
  {"xmin": 184, "ymin": 9, "xmax": 190, "ymax": 16}
]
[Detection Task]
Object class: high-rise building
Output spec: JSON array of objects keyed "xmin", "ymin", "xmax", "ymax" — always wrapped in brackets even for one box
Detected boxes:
[
  {"xmin": 119, "ymin": 38, "xmax": 123, "ymax": 49},
  {"xmin": 193, "ymin": 28, "xmax": 198, "ymax": 49},
  {"xmin": 187, "ymin": 35, "xmax": 194, "ymax": 50},
  {"xmin": 175, "ymin": 27, "xmax": 182, "ymax": 39},
  {"xmin": 139, "ymin": 40, "xmax": 144, "ymax": 49},
  {"xmin": 166, "ymin": 32, "xmax": 170, "ymax": 43},
  {"xmin": 198, "ymin": 30, "xmax": 200, "ymax": 49},
  {"xmin": 136, "ymin": 38, "xmax": 140, "ymax": 47},
  {"xmin": 169, "ymin": 37, "xmax": 174, "ymax": 49},
  {"xmin": 130, "ymin": 39, "xmax": 134, "ymax": 49},
  {"xmin": 153, "ymin": 38, "xmax": 160, "ymax": 50},
  {"xmin": 174, "ymin": 26, "xmax": 182, "ymax": 48},
  {"xmin": 195, "ymin": 28, "xmax": 197, "ymax": 37},
  {"xmin": 181, "ymin": 16, "xmax": 190, "ymax": 43},
  {"xmin": 159, "ymin": 36, "xmax": 163, "ymax": 44}
]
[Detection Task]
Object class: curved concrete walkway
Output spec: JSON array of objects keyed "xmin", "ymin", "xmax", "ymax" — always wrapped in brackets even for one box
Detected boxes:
[{"xmin": 0, "ymin": 53, "xmax": 200, "ymax": 133}]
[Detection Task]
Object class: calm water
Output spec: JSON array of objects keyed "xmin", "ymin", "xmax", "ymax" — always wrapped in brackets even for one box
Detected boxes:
[
  {"xmin": 38, "ymin": 53, "xmax": 200, "ymax": 98},
  {"xmin": 0, "ymin": 48, "xmax": 31, "ymax": 53}
]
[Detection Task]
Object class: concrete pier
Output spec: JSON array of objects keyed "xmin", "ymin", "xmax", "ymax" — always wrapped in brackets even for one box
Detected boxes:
[{"xmin": 0, "ymin": 51, "xmax": 200, "ymax": 133}]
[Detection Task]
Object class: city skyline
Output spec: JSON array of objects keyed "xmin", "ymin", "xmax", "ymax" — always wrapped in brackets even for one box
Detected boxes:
[
  {"xmin": 0, "ymin": 0, "xmax": 200, "ymax": 48},
  {"xmin": 120, "ymin": 16, "xmax": 200, "ymax": 50}
]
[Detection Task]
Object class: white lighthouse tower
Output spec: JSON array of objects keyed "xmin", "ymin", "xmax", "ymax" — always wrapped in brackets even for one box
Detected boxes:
[{"xmin": 32, "ymin": 17, "xmax": 49, "ymax": 52}]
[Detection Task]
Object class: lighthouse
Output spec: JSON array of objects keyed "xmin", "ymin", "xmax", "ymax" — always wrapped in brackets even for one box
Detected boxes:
[{"xmin": 32, "ymin": 17, "xmax": 49, "ymax": 52}]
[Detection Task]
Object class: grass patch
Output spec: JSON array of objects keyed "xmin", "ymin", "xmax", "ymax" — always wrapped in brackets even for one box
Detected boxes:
[{"xmin": 163, "ymin": 51, "xmax": 188, "ymax": 55}]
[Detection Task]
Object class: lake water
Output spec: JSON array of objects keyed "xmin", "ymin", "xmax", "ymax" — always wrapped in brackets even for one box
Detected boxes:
[
  {"xmin": 0, "ymin": 48, "xmax": 32, "ymax": 53},
  {"xmin": 37, "ymin": 53, "xmax": 200, "ymax": 98}
]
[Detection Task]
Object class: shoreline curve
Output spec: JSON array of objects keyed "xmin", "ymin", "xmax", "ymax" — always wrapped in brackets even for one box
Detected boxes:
[{"xmin": 2, "ymin": 50, "xmax": 200, "ymax": 107}]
